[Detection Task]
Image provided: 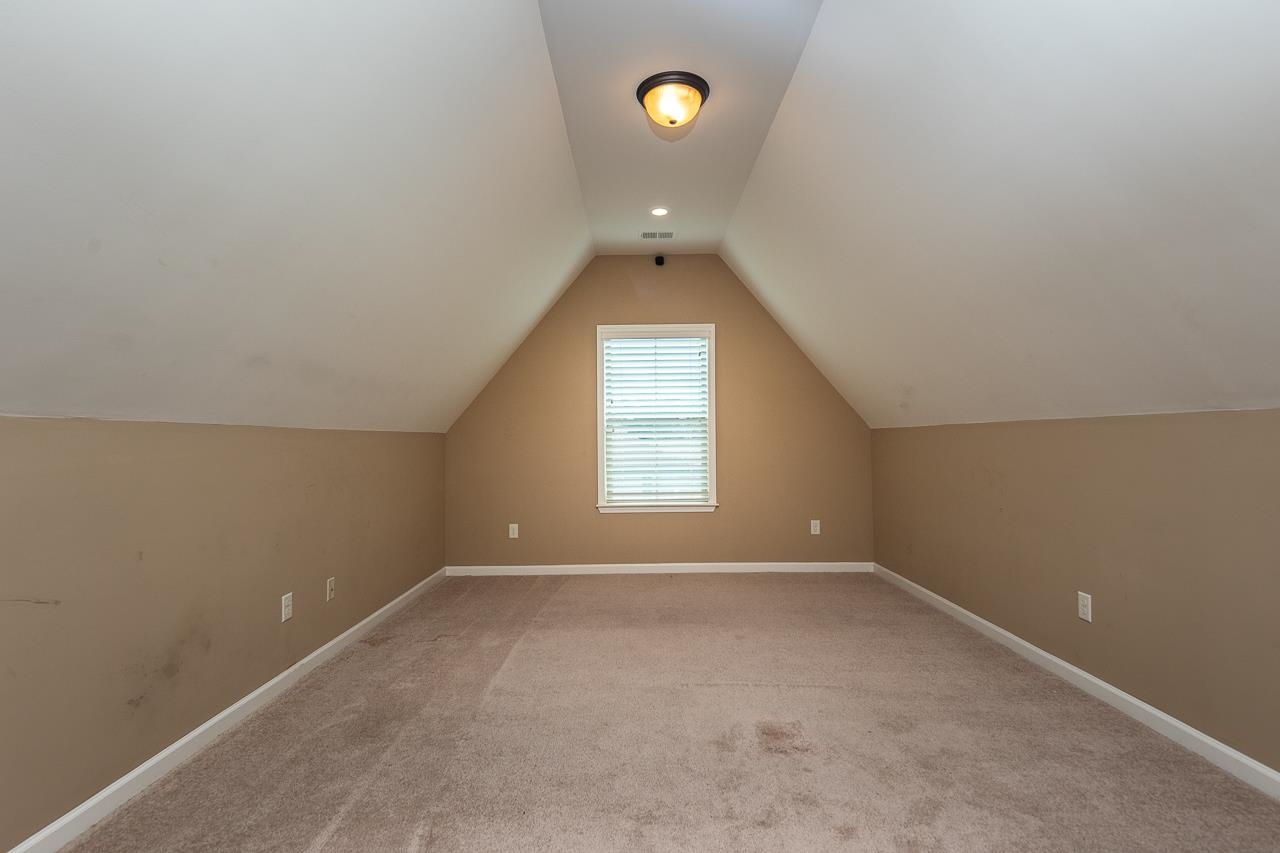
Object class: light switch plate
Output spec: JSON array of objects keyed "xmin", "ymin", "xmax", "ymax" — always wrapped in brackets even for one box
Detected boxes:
[
  {"xmin": 326, "ymin": 577, "xmax": 336, "ymax": 602},
  {"xmin": 508, "ymin": 523, "xmax": 519, "ymax": 539}
]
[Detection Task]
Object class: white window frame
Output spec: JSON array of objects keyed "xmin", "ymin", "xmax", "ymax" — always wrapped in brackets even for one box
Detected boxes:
[{"xmin": 597, "ymin": 323, "xmax": 718, "ymax": 513}]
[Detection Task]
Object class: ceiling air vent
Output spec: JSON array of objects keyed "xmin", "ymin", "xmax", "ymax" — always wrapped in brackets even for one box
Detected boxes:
[{"xmin": 641, "ymin": 231, "xmax": 675, "ymax": 239}]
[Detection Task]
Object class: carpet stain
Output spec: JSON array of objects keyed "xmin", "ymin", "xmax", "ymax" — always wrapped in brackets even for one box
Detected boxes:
[
  {"xmin": 792, "ymin": 791, "xmax": 821, "ymax": 810},
  {"xmin": 879, "ymin": 714, "xmax": 918, "ymax": 735},
  {"xmin": 835, "ymin": 822, "xmax": 861, "ymax": 840},
  {"xmin": 757, "ymin": 720, "xmax": 812, "ymax": 754},
  {"xmin": 627, "ymin": 807, "xmax": 660, "ymax": 844},
  {"xmin": 907, "ymin": 796, "xmax": 944, "ymax": 824},
  {"xmin": 911, "ymin": 745, "xmax": 962, "ymax": 773},
  {"xmin": 892, "ymin": 834, "xmax": 945, "ymax": 853},
  {"xmin": 631, "ymin": 808, "xmax": 659, "ymax": 827},
  {"xmin": 361, "ymin": 635, "xmax": 395, "ymax": 648},
  {"xmin": 712, "ymin": 724, "xmax": 743, "ymax": 753},
  {"xmin": 752, "ymin": 805, "xmax": 782, "ymax": 829},
  {"xmin": 716, "ymin": 768, "xmax": 748, "ymax": 794}
]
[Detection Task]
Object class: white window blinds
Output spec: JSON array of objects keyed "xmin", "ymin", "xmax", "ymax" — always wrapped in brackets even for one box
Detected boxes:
[{"xmin": 598, "ymin": 325, "xmax": 716, "ymax": 510}]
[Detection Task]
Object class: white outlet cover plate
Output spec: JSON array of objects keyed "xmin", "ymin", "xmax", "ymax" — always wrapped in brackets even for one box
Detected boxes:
[
  {"xmin": 810, "ymin": 520, "xmax": 821, "ymax": 535},
  {"xmin": 281, "ymin": 592, "xmax": 293, "ymax": 622},
  {"xmin": 1077, "ymin": 591, "xmax": 1092, "ymax": 623}
]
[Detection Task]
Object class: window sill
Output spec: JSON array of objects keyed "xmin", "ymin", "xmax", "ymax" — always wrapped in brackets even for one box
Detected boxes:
[{"xmin": 597, "ymin": 504, "xmax": 718, "ymax": 514}]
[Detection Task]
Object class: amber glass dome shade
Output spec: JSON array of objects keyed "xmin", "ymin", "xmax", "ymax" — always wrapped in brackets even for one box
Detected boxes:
[{"xmin": 636, "ymin": 71, "xmax": 710, "ymax": 129}]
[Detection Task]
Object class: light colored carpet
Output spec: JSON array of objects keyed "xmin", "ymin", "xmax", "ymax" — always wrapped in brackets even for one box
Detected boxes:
[{"xmin": 69, "ymin": 574, "xmax": 1280, "ymax": 852}]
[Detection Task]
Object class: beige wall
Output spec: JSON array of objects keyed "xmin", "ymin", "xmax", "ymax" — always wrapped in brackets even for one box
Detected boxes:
[
  {"xmin": 872, "ymin": 409, "xmax": 1280, "ymax": 770},
  {"xmin": 446, "ymin": 254, "xmax": 874, "ymax": 566},
  {"xmin": 0, "ymin": 417, "xmax": 445, "ymax": 850}
]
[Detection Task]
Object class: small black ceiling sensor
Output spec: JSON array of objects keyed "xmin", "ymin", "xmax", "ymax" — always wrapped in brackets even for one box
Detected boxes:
[{"xmin": 655, "ymin": 255, "xmax": 665, "ymax": 266}]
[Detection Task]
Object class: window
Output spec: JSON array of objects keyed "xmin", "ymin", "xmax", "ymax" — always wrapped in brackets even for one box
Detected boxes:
[{"xmin": 597, "ymin": 324, "xmax": 716, "ymax": 512}]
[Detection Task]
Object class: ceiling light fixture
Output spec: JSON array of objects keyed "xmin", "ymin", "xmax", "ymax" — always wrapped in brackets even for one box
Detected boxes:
[
  {"xmin": 650, "ymin": 207, "xmax": 669, "ymax": 216},
  {"xmin": 636, "ymin": 71, "xmax": 710, "ymax": 128}
]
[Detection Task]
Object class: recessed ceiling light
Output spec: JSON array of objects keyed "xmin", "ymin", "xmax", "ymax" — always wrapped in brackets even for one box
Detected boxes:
[
  {"xmin": 650, "ymin": 207, "xmax": 669, "ymax": 216},
  {"xmin": 636, "ymin": 71, "xmax": 710, "ymax": 128}
]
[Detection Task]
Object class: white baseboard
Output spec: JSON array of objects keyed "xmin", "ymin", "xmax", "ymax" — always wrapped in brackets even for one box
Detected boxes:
[
  {"xmin": 446, "ymin": 562, "xmax": 875, "ymax": 576},
  {"xmin": 873, "ymin": 563, "xmax": 1280, "ymax": 800},
  {"xmin": 11, "ymin": 567, "xmax": 448, "ymax": 853}
]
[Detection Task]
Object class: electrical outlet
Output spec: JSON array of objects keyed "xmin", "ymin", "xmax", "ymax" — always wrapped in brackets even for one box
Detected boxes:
[
  {"xmin": 281, "ymin": 592, "xmax": 293, "ymax": 622},
  {"xmin": 508, "ymin": 523, "xmax": 519, "ymax": 539},
  {"xmin": 1077, "ymin": 591, "xmax": 1092, "ymax": 623},
  {"xmin": 326, "ymin": 577, "xmax": 336, "ymax": 602},
  {"xmin": 810, "ymin": 519, "xmax": 821, "ymax": 535}
]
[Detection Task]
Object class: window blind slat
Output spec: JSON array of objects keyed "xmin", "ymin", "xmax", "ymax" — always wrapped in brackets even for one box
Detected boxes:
[{"xmin": 601, "ymin": 334, "xmax": 712, "ymax": 506}]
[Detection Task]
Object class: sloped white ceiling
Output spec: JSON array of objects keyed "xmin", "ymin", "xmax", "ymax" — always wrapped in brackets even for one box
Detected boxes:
[
  {"xmin": 725, "ymin": 0, "xmax": 1280, "ymax": 428},
  {"xmin": 0, "ymin": 1, "xmax": 589, "ymax": 432},
  {"xmin": 7, "ymin": 1, "xmax": 1280, "ymax": 433}
]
